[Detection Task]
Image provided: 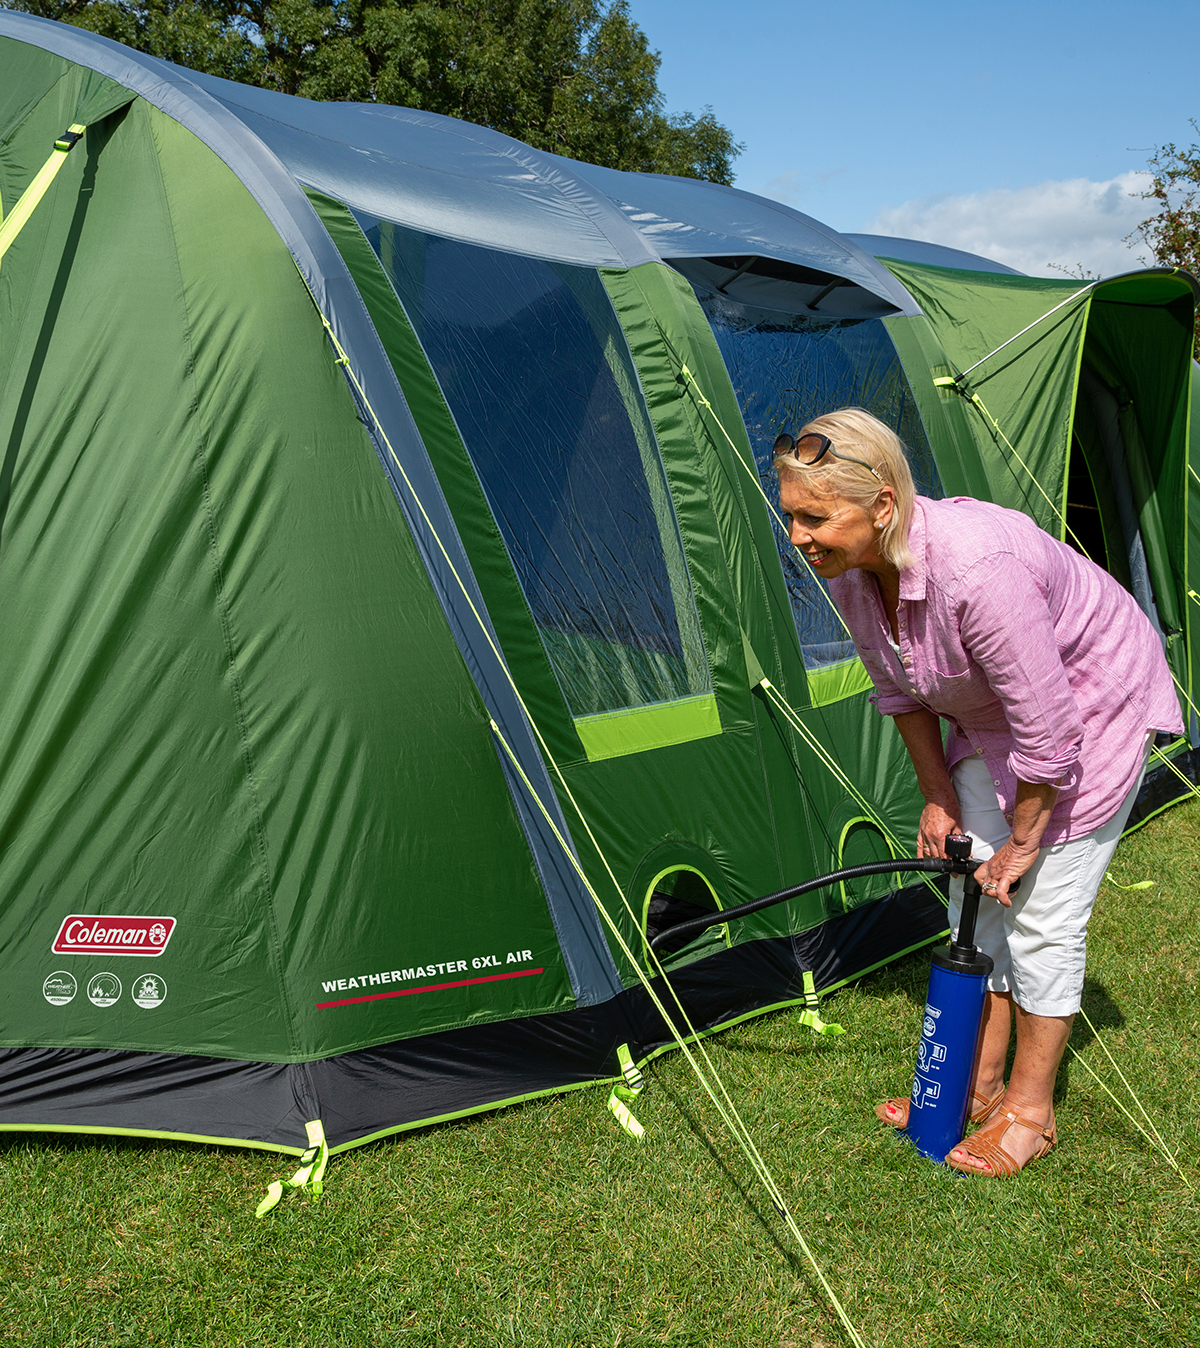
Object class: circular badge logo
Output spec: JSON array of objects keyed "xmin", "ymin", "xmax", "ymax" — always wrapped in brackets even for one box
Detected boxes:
[
  {"xmin": 922, "ymin": 1015, "xmax": 937, "ymax": 1038},
  {"xmin": 148, "ymin": 922, "xmax": 167, "ymax": 946},
  {"xmin": 132, "ymin": 974, "xmax": 167, "ymax": 1009},
  {"xmin": 43, "ymin": 971, "xmax": 77, "ymax": 1006},
  {"xmin": 87, "ymin": 972, "xmax": 122, "ymax": 1007}
]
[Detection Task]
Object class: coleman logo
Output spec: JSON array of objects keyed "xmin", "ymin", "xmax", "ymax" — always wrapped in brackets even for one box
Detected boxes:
[{"xmin": 52, "ymin": 915, "xmax": 176, "ymax": 958}]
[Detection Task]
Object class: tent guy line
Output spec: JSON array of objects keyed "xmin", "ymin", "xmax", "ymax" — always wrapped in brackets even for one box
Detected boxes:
[
  {"xmin": 313, "ymin": 282, "xmax": 870, "ymax": 1341},
  {"xmin": 488, "ymin": 715, "xmax": 870, "ymax": 1348}
]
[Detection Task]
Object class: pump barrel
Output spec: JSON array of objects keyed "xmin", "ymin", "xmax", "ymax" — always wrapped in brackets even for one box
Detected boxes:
[
  {"xmin": 903, "ymin": 838, "xmax": 997, "ymax": 1161},
  {"xmin": 903, "ymin": 943, "xmax": 993, "ymax": 1161}
]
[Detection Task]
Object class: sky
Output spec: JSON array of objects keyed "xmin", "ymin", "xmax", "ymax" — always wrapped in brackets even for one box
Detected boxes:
[{"xmin": 631, "ymin": 0, "xmax": 1198, "ymax": 276}]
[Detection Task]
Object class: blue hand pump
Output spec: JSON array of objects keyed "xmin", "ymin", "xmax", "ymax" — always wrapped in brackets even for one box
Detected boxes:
[{"xmin": 902, "ymin": 832, "xmax": 1006, "ymax": 1163}]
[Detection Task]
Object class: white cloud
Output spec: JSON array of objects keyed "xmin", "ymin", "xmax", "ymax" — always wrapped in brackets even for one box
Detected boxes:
[{"xmin": 862, "ymin": 173, "xmax": 1156, "ymax": 277}]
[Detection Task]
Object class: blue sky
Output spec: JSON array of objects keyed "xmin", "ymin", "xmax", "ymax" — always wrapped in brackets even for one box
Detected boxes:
[{"xmin": 631, "ymin": 0, "xmax": 1199, "ymax": 275}]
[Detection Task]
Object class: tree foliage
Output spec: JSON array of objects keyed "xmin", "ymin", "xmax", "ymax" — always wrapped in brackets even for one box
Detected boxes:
[
  {"xmin": 5, "ymin": 0, "xmax": 741, "ymax": 181},
  {"xmin": 1128, "ymin": 121, "xmax": 1200, "ymax": 355}
]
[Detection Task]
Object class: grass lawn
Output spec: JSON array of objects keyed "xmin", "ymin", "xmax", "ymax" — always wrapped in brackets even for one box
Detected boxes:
[{"xmin": 2, "ymin": 799, "xmax": 1197, "ymax": 1347}]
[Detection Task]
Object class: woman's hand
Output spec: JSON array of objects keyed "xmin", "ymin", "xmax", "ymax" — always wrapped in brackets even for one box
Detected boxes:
[
  {"xmin": 916, "ymin": 794, "xmax": 962, "ymax": 859},
  {"xmin": 973, "ymin": 837, "xmax": 1040, "ymax": 907},
  {"xmin": 973, "ymin": 778, "xmax": 1059, "ymax": 906}
]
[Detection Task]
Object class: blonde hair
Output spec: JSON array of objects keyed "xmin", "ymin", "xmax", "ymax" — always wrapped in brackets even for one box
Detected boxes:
[{"xmin": 774, "ymin": 407, "xmax": 917, "ymax": 570}]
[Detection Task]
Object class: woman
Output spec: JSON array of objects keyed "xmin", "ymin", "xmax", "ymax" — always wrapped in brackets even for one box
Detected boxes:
[{"xmin": 774, "ymin": 407, "xmax": 1181, "ymax": 1176}]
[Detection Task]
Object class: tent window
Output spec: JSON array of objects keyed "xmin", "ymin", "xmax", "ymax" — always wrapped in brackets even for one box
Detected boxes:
[
  {"xmin": 692, "ymin": 285, "xmax": 943, "ymax": 671},
  {"xmin": 356, "ymin": 216, "xmax": 709, "ymax": 720}
]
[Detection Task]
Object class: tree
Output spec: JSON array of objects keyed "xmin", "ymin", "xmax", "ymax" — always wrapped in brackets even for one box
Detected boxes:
[
  {"xmin": 4, "ymin": 0, "xmax": 742, "ymax": 182},
  {"xmin": 1128, "ymin": 122, "xmax": 1200, "ymax": 356}
]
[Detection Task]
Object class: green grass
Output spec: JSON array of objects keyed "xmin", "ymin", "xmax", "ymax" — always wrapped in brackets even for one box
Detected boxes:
[{"xmin": 3, "ymin": 801, "xmax": 1199, "ymax": 1347}]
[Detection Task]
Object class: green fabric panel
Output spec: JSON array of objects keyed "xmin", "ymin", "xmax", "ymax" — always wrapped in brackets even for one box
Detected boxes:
[
  {"xmin": 0, "ymin": 89, "xmax": 571, "ymax": 1064},
  {"xmin": 600, "ymin": 264, "xmax": 807, "ymax": 718},
  {"xmin": 0, "ymin": 43, "xmax": 69, "ymax": 148},
  {"xmin": 881, "ymin": 311, "xmax": 993, "ymax": 500},
  {"xmin": 0, "ymin": 95, "xmax": 294, "ymax": 1059},
  {"xmin": 1189, "ymin": 360, "xmax": 1200, "ymax": 741},
  {"xmin": 805, "ymin": 657, "xmax": 875, "ymax": 708},
  {"xmin": 151, "ymin": 114, "xmax": 574, "ymax": 1056},
  {"xmin": 303, "ymin": 188, "xmax": 589, "ymax": 770},
  {"xmin": 574, "ymin": 694, "xmax": 721, "ymax": 761},
  {"xmin": 881, "ymin": 260, "xmax": 1090, "ymax": 535},
  {"xmin": 73, "ymin": 71, "xmax": 134, "ymax": 127},
  {"xmin": 567, "ymin": 265, "xmax": 929, "ymax": 972}
]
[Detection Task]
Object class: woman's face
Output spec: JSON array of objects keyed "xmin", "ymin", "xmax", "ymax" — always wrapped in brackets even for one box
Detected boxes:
[{"xmin": 778, "ymin": 474, "xmax": 893, "ymax": 579}]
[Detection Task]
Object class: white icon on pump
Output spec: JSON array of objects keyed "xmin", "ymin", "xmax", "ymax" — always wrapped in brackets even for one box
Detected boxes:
[{"xmin": 916, "ymin": 1038, "xmax": 947, "ymax": 1074}]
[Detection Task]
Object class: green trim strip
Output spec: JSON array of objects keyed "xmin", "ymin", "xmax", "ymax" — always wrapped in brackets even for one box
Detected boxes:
[
  {"xmin": 573, "ymin": 692, "xmax": 721, "ymax": 761},
  {"xmin": 1122, "ymin": 791, "xmax": 1198, "ymax": 837},
  {"xmin": 0, "ymin": 123, "xmax": 85, "ymax": 264},
  {"xmin": 804, "ymin": 656, "xmax": 875, "ymax": 708},
  {"xmin": 0, "ymin": 1122, "xmax": 308, "ymax": 1157}
]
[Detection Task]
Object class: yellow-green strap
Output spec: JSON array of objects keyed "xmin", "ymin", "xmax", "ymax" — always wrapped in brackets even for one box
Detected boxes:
[
  {"xmin": 606, "ymin": 1089, "xmax": 645, "ymax": 1138},
  {"xmin": 797, "ymin": 970, "xmax": 845, "ymax": 1037},
  {"xmin": 0, "ymin": 124, "xmax": 86, "ymax": 266},
  {"xmin": 1104, "ymin": 871, "xmax": 1153, "ymax": 892},
  {"xmin": 616, "ymin": 1041, "xmax": 645, "ymax": 1093},
  {"xmin": 606, "ymin": 1042, "xmax": 646, "ymax": 1138},
  {"xmin": 255, "ymin": 1118, "xmax": 329, "ymax": 1218}
]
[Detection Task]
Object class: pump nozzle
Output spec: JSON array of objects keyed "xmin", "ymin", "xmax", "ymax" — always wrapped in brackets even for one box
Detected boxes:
[{"xmin": 944, "ymin": 833, "xmax": 973, "ymax": 865}]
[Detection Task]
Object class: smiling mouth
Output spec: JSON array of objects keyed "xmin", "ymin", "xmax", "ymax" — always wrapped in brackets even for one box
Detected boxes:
[{"xmin": 803, "ymin": 549, "xmax": 831, "ymax": 567}]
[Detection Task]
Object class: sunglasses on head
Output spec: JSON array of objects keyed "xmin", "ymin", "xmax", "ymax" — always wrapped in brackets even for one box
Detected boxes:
[{"xmin": 773, "ymin": 431, "xmax": 883, "ymax": 482}]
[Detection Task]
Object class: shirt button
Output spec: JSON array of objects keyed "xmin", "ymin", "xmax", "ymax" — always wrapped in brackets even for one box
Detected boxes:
[
  {"xmin": 993, "ymin": 779, "xmax": 1001, "ymax": 787},
  {"xmin": 976, "ymin": 748, "xmax": 983, "ymax": 756}
]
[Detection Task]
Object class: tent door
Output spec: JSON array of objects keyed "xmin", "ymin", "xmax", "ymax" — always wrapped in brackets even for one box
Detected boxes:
[{"xmin": 1068, "ymin": 361, "xmax": 1168, "ymax": 648}]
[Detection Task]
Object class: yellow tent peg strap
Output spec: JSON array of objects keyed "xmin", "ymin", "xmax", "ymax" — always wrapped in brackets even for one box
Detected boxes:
[
  {"xmin": 606, "ymin": 1089, "xmax": 645, "ymax": 1139},
  {"xmin": 616, "ymin": 1041, "xmax": 645, "ymax": 1094},
  {"xmin": 255, "ymin": 1119, "xmax": 329, "ymax": 1218},
  {"xmin": 1104, "ymin": 871, "xmax": 1153, "ymax": 892},
  {"xmin": 606, "ymin": 1043, "xmax": 647, "ymax": 1136},
  {"xmin": 797, "ymin": 969, "xmax": 845, "ymax": 1037}
]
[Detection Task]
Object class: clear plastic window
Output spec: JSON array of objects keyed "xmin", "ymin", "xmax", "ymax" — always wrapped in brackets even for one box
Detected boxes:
[
  {"xmin": 358, "ymin": 215, "xmax": 709, "ymax": 719},
  {"xmin": 696, "ymin": 287, "xmax": 943, "ymax": 670}
]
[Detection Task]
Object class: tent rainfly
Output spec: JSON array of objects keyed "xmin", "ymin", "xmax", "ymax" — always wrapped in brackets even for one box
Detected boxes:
[{"xmin": 0, "ymin": 13, "xmax": 1195, "ymax": 1168}]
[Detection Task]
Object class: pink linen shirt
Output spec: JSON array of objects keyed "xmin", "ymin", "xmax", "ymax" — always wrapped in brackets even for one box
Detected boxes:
[{"xmin": 829, "ymin": 496, "xmax": 1183, "ymax": 844}]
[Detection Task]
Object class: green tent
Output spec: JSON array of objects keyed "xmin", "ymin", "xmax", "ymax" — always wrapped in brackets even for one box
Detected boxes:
[{"xmin": 0, "ymin": 14, "xmax": 1194, "ymax": 1165}]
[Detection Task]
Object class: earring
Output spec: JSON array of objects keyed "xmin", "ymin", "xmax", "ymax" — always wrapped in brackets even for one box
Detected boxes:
[{"xmin": 874, "ymin": 521, "xmax": 884, "ymax": 529}]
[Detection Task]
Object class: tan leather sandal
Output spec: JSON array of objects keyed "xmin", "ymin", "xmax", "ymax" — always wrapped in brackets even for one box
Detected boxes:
[
  {"xmin": 943, "ymin": 1107, "xmax": 1056, "ymax": 1177},
  {"xmin": 874, "ymin": 1084, "xmax": 1006, "ymax": 1131}
]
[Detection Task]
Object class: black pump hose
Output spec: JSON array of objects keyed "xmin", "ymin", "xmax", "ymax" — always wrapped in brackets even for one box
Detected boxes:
[{"xmin": 647, "ymin": 857, "xmax": 967, "ymax": 953}]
